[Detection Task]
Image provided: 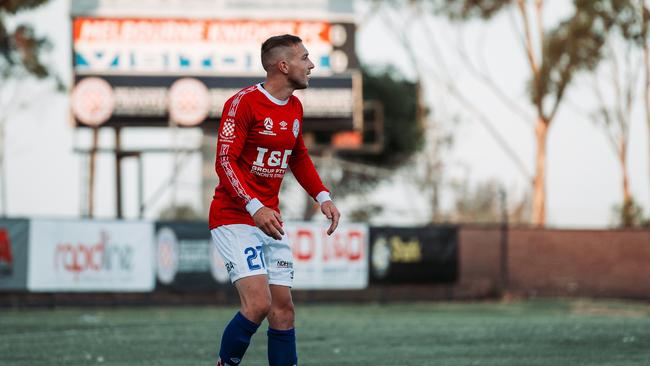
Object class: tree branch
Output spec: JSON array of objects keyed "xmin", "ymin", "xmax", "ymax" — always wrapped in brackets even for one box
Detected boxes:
[{"xmin": 452, "ymin": 26, "xmax": 534, "ymax": 125}]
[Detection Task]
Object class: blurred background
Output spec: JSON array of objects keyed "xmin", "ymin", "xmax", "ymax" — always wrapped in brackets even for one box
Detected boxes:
[{"xmin": 1, "ymin": 0, "xmax": 648, "ymax": 228}]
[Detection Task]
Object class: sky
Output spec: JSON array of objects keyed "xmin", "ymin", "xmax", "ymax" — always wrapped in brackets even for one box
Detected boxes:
[{"xmin": 3, "ymin": 0, "xmax": 649, "ymax": 228}]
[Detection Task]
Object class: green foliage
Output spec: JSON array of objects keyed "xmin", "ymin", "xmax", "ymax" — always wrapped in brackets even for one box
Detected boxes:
[
  {"xmin": 1, "ymin": 0, "xmax": 51, "ymax": 15},
  {"xmin": 612, "ymin": 198, "xmax": 645, "ymax": 228},
  {"xmin": 536, "ymin": 5, "xmax": 607, "ymax": 109},
  {"xmin": 158, "ymin": 203, "xmax": 202, "ymax": 221},
  {"xmin": 435, "ymin": 0, "xmax": 646, "ymax": 118},
  {"xmin": 327, "ymin": 66, "xmax": 423, "ymax": 200},
  {"xmin": 450, "ymin": 179, "xmax": 503, "ymax": 224},
  {"xmin": 0, "ymin": 0, "xmax": 55, "ymax": 81},
  {"xmin": 360, "ymin": 65, "xmax": 424, "ymax": 166},
  {"xmin": 434, "ymin": 0, "xmax": 511, "ymax": 20}
]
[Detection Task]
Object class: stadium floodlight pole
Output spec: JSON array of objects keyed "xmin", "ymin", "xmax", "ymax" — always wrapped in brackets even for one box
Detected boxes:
[
  {"xmin": 87, "ymin": 126, "xmax": 99, "ymax": 218},
  {"xmin": 115, "ymin": 126, "xmax": 123, "ymax": 219},
  {"xmin": 499, "ymin": 188, "xmax": 509, "ymax": 294},
  {"xmin": 0, "ymin": 119, "xmax": 5, "ymax": 217}
]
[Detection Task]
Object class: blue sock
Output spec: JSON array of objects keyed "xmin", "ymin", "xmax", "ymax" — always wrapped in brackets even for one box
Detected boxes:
[
  {"xmin": 267, "ymin": 327, "xmax": 297, "ymax": 366},
  {"xmin": 219, "ymin": 312, "xmax": 259, "ymax": 365}
]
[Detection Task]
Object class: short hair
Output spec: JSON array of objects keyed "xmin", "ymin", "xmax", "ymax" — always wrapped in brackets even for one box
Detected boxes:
[{"xmin": 261, "ymin": 34, "xmax": 303, "ymax": 71}]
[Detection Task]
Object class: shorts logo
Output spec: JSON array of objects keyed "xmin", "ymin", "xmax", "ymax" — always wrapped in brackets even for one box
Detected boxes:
[
  {"xmin": 219, "ymin": 118, "xmax": 236, "ymax": 141},
  {"xmin": 225, "ymin": 262, "xmax": 235, "ymax": 273},
  {"xmin": 292, "ymin": 119, "xmax": 300, "ymax": 138},
  {"xmin": 260, "ymin": 117, "xmax": 276, "ymax": 136},
  {"xmin": 276, "ymin": 260, "xmax": 293, "ymax": 269}
]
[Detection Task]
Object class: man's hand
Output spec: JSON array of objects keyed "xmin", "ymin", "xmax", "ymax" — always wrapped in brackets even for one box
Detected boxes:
[
  {"xmin": 253, "ymin": 207, "xmax": 284, "ymax": 240},
  {"xmin": 320, "ymin": 201, "xmax": 340, "ymax": 235}
]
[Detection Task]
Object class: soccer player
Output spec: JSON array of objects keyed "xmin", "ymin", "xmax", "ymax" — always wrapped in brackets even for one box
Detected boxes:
[{"xmin": 209, "ymin": 34, "xmax": 341, "ymax": 366}]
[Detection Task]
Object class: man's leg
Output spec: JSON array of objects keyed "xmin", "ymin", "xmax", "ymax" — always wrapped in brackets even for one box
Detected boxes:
[
  {"xmin": 267, "ymin": 285, "xmax": 297, "ymax": 366},
  {"xmin": 218, "ymin": 275, "xmax": 271, "ymax": 366}
]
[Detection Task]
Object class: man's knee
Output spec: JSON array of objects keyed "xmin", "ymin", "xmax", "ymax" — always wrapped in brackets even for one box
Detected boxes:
[
  {"xmin": 269, "ymin": 299, "xmax": 295, "ymax": 328},
  {"xmin": 241, "ymin": 296, "xmax": 272, "ymax": 323},
  {"xmin": 236, "ymin": 276, "xmax": 272, "ymax": 323}
]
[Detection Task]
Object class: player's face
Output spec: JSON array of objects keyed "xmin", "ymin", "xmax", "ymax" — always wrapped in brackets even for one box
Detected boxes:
[{"xmin": 287, "ymin": 43, "xmax": 314, "ymax": 90}]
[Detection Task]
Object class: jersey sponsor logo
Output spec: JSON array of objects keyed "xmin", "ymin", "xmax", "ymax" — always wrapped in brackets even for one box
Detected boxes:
[
  {"xmin": 259, "ymin": 117, "xmax": 276, "ymax": 136},
  {"xmin": 219, "ymin": 117, "xmax": 236, "ymax": 142},
  {"xmin": 293, "ymin": 119, "xmax": 300, "ymax": 137},
  {"xmin": 280, "ymin": 120, "xmax": 288, "ymax": 130},
  {"xmin": 251, "ymin": 147, "xmax": 292, "ymax": 178}
]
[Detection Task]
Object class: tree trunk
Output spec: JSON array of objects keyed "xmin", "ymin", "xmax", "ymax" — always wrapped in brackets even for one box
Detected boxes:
[
  {"xmin": 643, "ymin": 40, "xmax": 650, "ymax": 212},
  {"xmin": 88, "ymin": 127, "xmax": 99, "ymax": 217},
  {"xmin": 532, "ymin": 117, "xmax": 549, "ymax": 226},
  {"xmin": 620, "ymin": 145, "xmax": 633, "ymax": 227}
]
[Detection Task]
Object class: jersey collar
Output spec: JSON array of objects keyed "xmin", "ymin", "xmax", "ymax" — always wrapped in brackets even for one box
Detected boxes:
[{"xmin": 257, "ymin": 83, "xmax": 289, "ymax": 106}]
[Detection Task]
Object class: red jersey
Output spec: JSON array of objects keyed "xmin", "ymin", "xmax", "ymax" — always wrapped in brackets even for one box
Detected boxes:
[{"xmin": 209, "ymin": 84, "xmax": 329, "ymax": 229}]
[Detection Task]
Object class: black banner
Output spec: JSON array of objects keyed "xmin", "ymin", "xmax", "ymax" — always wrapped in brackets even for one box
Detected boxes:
[
  {"xmin": 73, "ymin": 75, "xmax": 356, "ymax": 131},
  {"xmin": 0, "ymin": 218, "xmax": 29, "ymax": 291},
  {"xmin": 369, "ymin": 226, "xmax": 458, "ymax": 283},
  {"xmin": 155, "ymin": 221, "xmax": 230, "ymax": 292}
]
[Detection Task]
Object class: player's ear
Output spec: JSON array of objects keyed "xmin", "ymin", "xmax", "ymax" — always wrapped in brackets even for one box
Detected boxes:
[{"xmin": 278, "ymin": 59, "xmax": 289, "ymax": 74}]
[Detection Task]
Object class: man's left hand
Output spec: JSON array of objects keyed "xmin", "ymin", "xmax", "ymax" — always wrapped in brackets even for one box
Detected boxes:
[{"xmin": 320, "ymin": 201, "xmax": 340, "ymax": 235}]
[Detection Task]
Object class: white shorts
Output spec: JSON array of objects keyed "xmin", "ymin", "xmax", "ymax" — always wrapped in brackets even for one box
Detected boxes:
[{"xmin": 210, "ymin": 224, "xmax": 294, "ymax": 287}]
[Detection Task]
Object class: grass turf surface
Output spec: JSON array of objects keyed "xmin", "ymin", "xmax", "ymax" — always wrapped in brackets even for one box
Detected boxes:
[{"xmin": 1, "ymin": 299, "xmax": 650, "ymax": 365}]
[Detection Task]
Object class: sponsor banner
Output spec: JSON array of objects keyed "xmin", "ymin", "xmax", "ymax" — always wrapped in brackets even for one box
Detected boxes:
[
  {"xmin": 0, "ymin": 219, "xmax": 29, "ymax": 291},
  {"xmin": 73, "ymin": 18, "xmax": 357, "ymax": 76},
  {"xmin": 369, "ymin": 226, "xmax": 458, "ymax": 284},
  {"xmin": 27, "ymin": 219, "xmax": 155, "ymax": 292},
  {"xmin": 71, "ymin": 75, "xmax": 356, "ymax": 129},
  {"xmin": 288, "ymin": 222, "xmax": 367, "ymax": 289},
  {"xmin": 155, "ymin": 221, "xmax": 368, "ymax": 291},
  {"xmin": 155, "ymin": 221, "xmax": 229, "ymax": 292}
]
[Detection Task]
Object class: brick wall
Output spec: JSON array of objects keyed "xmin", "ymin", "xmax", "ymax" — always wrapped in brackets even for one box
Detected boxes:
[{"xmin": 458, "ymin": 227, "xmax": 650, "ymax": 299}]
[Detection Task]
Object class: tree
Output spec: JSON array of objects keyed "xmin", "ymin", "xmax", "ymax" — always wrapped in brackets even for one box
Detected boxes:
[
  {"xmin": 588, "ymin": 0, "xmax": 649, "ymax": 227},
  {"xmin": 362, "ymin": 0, "xmax": 536, "ymax": 224},
  {"xmin": 434, "ymin": 0, "xmax": 625, "ymax": 227},
  {"xmin": 444, "ymin": 177, "xmax": 531, "ymax": 224},
  {"xmin": 0, "ymin": 0, "xmax": 61, "ymax": 216},
  {"xmin": 158, "ymin": 203, "xmax": 202, "ymax": 221}
]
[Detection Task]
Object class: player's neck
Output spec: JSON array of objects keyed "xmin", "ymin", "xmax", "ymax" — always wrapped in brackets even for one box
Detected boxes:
[{"xmin": 261, "ymin": 78, "xmax": 294, "ymax": 101}]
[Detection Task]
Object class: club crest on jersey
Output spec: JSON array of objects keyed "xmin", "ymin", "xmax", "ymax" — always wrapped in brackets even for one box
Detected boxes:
[
  {"xmin": 260, "ymin": 117, "xmax": 276, "ymax": 136},
  {"xmin": 280, "ymin": 120, "xmax": 288, "ymax": 130},
  {"xmin": 292, "ymin": 119, "xmax": 300, "ymax": 138},
  {"xmin": 219, "ymin": 118, "xmax": 236, "ymax": 142}
]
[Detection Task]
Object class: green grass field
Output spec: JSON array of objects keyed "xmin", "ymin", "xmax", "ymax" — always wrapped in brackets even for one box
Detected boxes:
[{"xmin": 1, "ymin": 299, "xmax": 650, "ymax": 365}]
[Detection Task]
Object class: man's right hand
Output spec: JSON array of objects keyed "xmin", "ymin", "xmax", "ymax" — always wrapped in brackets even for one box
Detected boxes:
[{"xmin": 252, "ymin": 207, "xmax": 284, "ymax": 240}]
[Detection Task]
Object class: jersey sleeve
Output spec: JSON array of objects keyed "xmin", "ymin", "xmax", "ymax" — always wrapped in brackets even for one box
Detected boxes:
[
  {"xmin": 215, "ymin": 92, "xmax": 259, "ymax": 210},
  {"xmin": 289, "ymin": 100, "xmax": 329, "ymax": 201}
]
